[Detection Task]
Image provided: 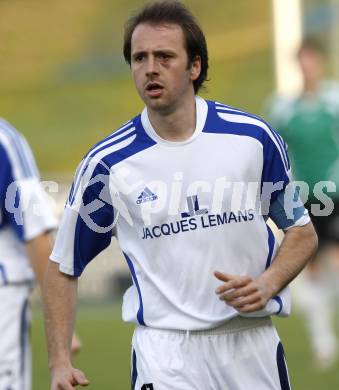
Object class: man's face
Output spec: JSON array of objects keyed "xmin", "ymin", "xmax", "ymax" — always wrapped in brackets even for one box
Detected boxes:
[
  {"xmin": 130, "ymin": 23, "xmax": 201, "ymax": 114},
  {"xmin": 297, "ymin": 48, "xmax": 325, "ymax": 85}
]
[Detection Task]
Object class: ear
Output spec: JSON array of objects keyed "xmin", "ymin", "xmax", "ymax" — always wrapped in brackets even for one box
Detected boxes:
[{"xmin": 190, "ymin": 56, "xmax": 201, "ymax": 81}]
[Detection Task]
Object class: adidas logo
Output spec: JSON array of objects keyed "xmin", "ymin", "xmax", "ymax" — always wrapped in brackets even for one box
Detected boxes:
[{"xmin": 136, "ymin": 187, "xmax": 158, "ymax": 204}]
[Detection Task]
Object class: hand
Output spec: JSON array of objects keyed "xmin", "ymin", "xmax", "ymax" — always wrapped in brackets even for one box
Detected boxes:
[
  {"xmin": 71, "ymin": 333, "xmax": 82, "ymax": 359},
  {"xmin": 214, "ymin": 271, "xmax": 272, "ymax": 313},
  {"xmin": 51, "ymin": 365, "xmax": 89, "ymax": 390}
]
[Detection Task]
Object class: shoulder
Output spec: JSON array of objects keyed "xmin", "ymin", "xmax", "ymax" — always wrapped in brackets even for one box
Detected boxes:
[
  {"xmin": 320, "ymin": 80, "xmax": 339, "ymax": 113},
  {"xmin": 0, "ymin": 119, "xmax": 38, "ymax": 179},
  {"xmin": 206, "ymin": 100, "xmax": 290, "ymax": 169},
  {"xmin": 67, "ymin": 114, "xmax": 155, "ymax": 205},
  {"xmin": 0, "ymin": 118, "xmax": 24, "ymax": 147},
  {"xmin": 205, "ymin": 100, "xmax": 284, "ymax": 144},
  {"xmin": 212, "ymin": 100, "xmax": 267, "ymax": 125},
  {"xmin": 85, "ymin": 118, "xmax": 139, "ymax": 163},
  {"xmin": 0, "ymin": 118, "xmax": 34, "ymax": 155},
  {"xmin": 262, "ymin": 93, "xmax": 296, "ymax": 128},
  {"xmin": 80, "ymin": 114, "xmax": 156, "ymax": 171}
]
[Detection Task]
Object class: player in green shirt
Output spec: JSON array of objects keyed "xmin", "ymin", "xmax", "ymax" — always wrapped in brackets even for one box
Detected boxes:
[
  {"xmin": 266, "ymin": 37, "xmax": 339, "ymax": 369},
  {"xmin": 267, "ymin": 39, "xmax": 339, "ymax": 204}
]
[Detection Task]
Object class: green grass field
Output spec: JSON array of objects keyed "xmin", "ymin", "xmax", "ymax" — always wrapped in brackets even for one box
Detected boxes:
[{"xmin": 32, "ymin": 303, "xmax": 339, "ymax": 389}]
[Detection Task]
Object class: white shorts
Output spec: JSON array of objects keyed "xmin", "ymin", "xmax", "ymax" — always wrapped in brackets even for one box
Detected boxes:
[
  {"xmin": 0, "ymin": 284, "xmax": 31, "ymax": 390},
  {"xmin": 131, "ymin": 316, "xmax": 290, "ymax": 390}
]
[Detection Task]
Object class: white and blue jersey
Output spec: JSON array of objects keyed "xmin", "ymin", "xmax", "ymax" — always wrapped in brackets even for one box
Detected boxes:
[
  {"xmin": 0, "ymin": 119, "xmax": 57, "ymax": 285},
  {"xmin": 51, "ymin": 97, "xmax": 310, "ymax": 330}
]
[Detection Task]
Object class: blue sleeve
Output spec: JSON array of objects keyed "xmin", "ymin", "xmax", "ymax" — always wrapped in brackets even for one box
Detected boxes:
[
  {"xmin": 52, "ymin": 160, "xmax": 115, "ymax": 277},
  {"xmin": 0, "ymin": 143, "xmax": 24, "ymax": 240},
  {"xmin": 260, "ymin": 126, "xmax": 310, "ymax": 229},
  {"xmin": 73, "ymin": 169, "xmax": 115, "ymax": 276},
  {"xmin": 269, "ymin": 190, "xmax": 308, "ymax": 230},
  {"xmin": 261, "ymin": 126, "xmax": 291, "ymax": 214},
  {"xmin": 0, "ymin": 122, "xmax": 56, "ymax": 243}
]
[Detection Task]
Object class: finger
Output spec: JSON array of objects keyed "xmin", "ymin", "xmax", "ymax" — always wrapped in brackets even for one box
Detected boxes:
[
  {"xmin": 215, "ymin": 282, "xmax": 236, "ymax": 295},
  {"xmin": 71, "ymin": 341, "xmax": 81, "ymax": 356},
  {"xmin": 214, "ymin": 271, "xmax": 234, "ymax": 282},
  {"xmin": 72, "ymin": 370, "xmax": 89, "ymax": 386},
  {"xmin": 236, "ymin": 300, "xmax": 266, "ymax": 313},
  {"xmin": 220, "ymin": 284, "xmax": 257, "ymax": 301},
  {"xmin": 226, "ymin": 292, "xmax": 262, "ymax": 308},
  {"xmin": 215, "ymin": 277, "xmax": 252, "ymax": 294},
  {"xmin": 54, "ymin": 381, "xmax": 74, "ymax": 390}
]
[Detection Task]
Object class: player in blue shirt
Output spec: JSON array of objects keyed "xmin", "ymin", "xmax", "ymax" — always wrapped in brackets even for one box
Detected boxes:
[
  {"xmin": 0, "ymin": 118, "xmax": 58, "ymax": 390},
  {"xmin": 43, "ymin": 2, "xmax": 318, "ymax": 389},
  {"xmin": 0, "ymin": 119, "xmax": 82, "ymax": 390}
]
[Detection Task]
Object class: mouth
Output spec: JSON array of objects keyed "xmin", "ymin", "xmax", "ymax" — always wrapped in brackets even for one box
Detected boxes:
[{"xmin": 145, "ymin": 82, "xmax": 164, "ymax": 98}]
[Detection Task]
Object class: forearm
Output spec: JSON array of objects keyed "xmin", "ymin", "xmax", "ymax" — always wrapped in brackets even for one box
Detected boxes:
[
  {"xmin": 258, "ymin": 221, "xmax": 318, "ymax": 298},
  {"xmin": 215, "ymin": 222, "xmax": 318, "ymax": 313},
  {"xmin": 43, "ymin": 261, "xmax": 78, "ymax": 371},
  {"xmin": 26, "ymin": 231, "xmax": 54, "ymax": 289}
]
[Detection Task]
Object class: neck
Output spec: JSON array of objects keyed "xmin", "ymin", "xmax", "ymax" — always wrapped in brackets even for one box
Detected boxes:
[
  {"xmin": 303, "ymin": 78, "xmax": 320, "ymax": 94},
  {"xmin": 147, "ymin": 95, "xmax": 197, "ymax": 142}
]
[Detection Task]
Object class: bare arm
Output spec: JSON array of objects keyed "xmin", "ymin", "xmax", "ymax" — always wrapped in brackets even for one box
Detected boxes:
[
  {"xmin": 26, "ymin": 231, "xmax": 53, "ymax": 289},
  {"xmin": 26, "ymin": 232, "xmax": 82, "ymax": 357},
  {"xmin": 215, "ymin": 222, "xmax": 318, "ymax": 312},
  {"xmin": 43, "ymin": 261, "xmax": 88, "ymax": 389}
]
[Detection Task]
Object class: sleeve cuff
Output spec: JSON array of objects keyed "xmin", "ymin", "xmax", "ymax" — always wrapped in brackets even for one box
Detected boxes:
[
  {"xmin": 284, "ymin": 213, "xmax": 311, "ymax": 230},
  {"xmin": 49, "ymin": 253, "xmax": 81, "ymax": 277}
]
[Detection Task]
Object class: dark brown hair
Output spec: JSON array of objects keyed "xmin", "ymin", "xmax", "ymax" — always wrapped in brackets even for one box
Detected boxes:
[
  {"xmin": 123, "ymin": 1, "xmax": 209, "ymax": 93},
  {"xmin": 298, "ymin": 36, "xmax": 326, "ymax": 57}
]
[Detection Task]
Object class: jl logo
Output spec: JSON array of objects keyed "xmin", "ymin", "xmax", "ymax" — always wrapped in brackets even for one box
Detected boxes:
[
  {"xmin": 181, "ymin": 195, "xmax": 208, "ymax": 218},
  {"xmin": 141, "ymin": 384, "xmax": 154, "ymax": 390}
]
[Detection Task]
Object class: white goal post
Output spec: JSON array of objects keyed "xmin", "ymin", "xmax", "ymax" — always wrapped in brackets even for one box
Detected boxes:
[{"xmin": 272, "ymin": 0, "xmax": 303, "ymax": 96}]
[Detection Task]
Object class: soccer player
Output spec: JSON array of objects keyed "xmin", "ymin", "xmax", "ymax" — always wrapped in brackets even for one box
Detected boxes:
[
  {"xmin": 0, "ymin": 118, "xmax": 58, "ymax": 389},
  {"xmin": 0, "ymin": 118, "xmax": 81, "ymax": 390},
  {"xmin": 266, "ymin": 37, "xmax": 339, "ymax": 368},
  {"xmin": 44, "ymin": 2, "xmax": 318, "ymax": 389}
]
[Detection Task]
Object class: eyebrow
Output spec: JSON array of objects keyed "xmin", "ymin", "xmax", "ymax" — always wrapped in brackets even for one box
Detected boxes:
[{"xmin": 132, "ymin": 49, "xmax": 177, "ymax": 59}]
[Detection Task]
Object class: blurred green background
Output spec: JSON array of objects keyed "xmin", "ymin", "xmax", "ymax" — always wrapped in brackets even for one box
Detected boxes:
[
  {"xmin": 0, "ymin": 0, "xmax": 273, "ymax": 173},
  {"xmin": 1, "ymin": 0, "xmax": 339, "ymax": 388}
]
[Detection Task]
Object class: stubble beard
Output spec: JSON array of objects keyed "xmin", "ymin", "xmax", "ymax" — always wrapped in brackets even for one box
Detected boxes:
[{"xmin": 143, "ymin": 92, "xmax": 178, "ymax": 116}]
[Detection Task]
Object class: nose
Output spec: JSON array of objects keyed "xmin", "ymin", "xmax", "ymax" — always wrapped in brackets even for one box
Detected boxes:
[{"xmin": 145, "ymin": 56, "xmax": 159, "ymax": 77}]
